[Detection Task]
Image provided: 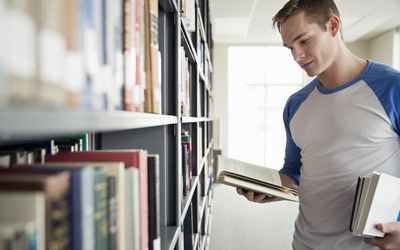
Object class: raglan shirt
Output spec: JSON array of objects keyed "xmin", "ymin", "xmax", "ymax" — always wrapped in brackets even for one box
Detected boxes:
[{"xmin": 280, "ymin": 61, "xmax": 400, "ymax": 250}]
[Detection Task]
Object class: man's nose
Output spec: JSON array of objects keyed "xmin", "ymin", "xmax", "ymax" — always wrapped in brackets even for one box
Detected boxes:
[{"xmin": 292, "ymin": 48, "xmax": 305, "ymax": 63}]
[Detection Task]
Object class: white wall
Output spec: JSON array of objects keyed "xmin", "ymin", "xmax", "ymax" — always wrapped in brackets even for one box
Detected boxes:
[
  {"xmin": 213, "ymin": 44, "xmax": 229, "ymax": 153},
  {"xmin": 368, "ymin": 29, "xmax": 397, "ymax": 66},
  {"xmin": 347, "ymin": 40, "xmax": 369, "ymax": 59},
  {"xmin": 210, "ymin": 43, "xmax": 299, "ymax": 250}
]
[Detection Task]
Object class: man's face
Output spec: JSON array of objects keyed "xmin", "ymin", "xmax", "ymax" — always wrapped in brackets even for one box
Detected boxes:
[{"xmin": 280, "ymin": 11, "xmax": 336, "ymax": 77}]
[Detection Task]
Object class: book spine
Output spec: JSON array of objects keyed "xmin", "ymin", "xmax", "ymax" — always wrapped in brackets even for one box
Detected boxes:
[
  {"xmin": 94, "ymin": 170, "xmax": 108, "ymax": 250},
  {"xmin": 81, "ymin": 168, "xmax": 95, "ymax": 250},
  {"xmin": 48, "ymin": 185, "xmax": 70, "ymax": 250},
  {"xmin": 107, "ymin": 176, "xmax": 117, "ymax": 250},
  {"xmin": 147, "ymin": 155, "xmax": 160, "ymax": 250}
]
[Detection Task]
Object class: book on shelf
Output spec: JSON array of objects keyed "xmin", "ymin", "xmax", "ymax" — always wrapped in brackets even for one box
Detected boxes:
[
  {"xmin": 183, "ymin": 203, "xmax": 194, "ymax": 250},
  {"xmin": 349, "ymin": 172, "xmax": 400, "ymax": 237},
  {"xmin": 3, "ymin": 165, "xmax": 96, "ymax": 250},
  {"xmin": 46, "ymin": 150, "xmax": 149, "ymax": 250},
  {"xmin": 0, "ymin": 171, "xmax": 71, "ymax": 250},
  {"xmin": 182, "ymin": 0, "xmax": 195, "ymax": 32},
  {"xmin": 41, "ymin": 161, "xmax": 125, "ymax": 250},
  {"xmin": 144, "ymin": 0, "xmax": 161, "ymax": 114},
  {"xmin": 0, "ymin": 221, "xmax": 37, "ymax": 250},
  {"xmin": 216, "ymin": 155, "xmax": 299, "ymax": 202},
  {"xmin": 147, "ymin": 154, "xmax": 161, "ymax": 250}
]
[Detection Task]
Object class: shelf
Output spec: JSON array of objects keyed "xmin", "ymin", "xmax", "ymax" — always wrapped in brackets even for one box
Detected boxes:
[
  {"xmin": 199, "ymin": 69, "xmax": 206, "ymax": 83},
  {"xmin": 180, "ymin": 175, "xmax": 200, "ymax": 224},
  {"xmin": 159, "ymin": 0, "xmax": 179, "ymax": 12},
  {"xmin": 0, "ymin": 108, "xmax": 178, "ymax": 138},
  {"xmin": 193, "ymin": 232, "xmax": 201, "ymax": 250},
  {"xmin": 161, "ymin": 226, "xmax": 180, "ymax": 250},
  {"xmin": 197, "ymin": 8, "xmax": 207, "ymax": 42},
  {"xmin": 181, "ymin": 117, "xmax": 211, "ymax": 123},
  {"xmin": 205, "ymin": 44, "xmax": 213, "ymax": 73},
  {"xmin": 198, "ymin": 196, "xmax": 207, "ymax": 228},
  {"xmin": 181, "ymin": 19, "xmax": 198, "ymax": 64},
  {"xmin": 199, "ymin": 140, "xmax": 213, "ymax": 170},
  {"xmin": 0, "ymin": 0, "xmax": 214, "ymax": 249},
  {"xmin": 200, "ymin": 235, "xmax": 208, "ymax": 250},
  {"xmin": 200, "ymin": 214, "xmax": 212, "ymax": 250}
]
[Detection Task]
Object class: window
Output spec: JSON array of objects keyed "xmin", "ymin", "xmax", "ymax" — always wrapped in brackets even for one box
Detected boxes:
[{"xmin": 227, "ymin": 46, "xmax": 305, "ymax": 169}]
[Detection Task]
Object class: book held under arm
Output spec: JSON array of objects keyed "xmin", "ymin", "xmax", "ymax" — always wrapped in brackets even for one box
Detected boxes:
[
  {"xmin": 349, "ymin": 172, "xmax": 400, "ymax": 237},
  {"xmin": 216, "ymin": 155, "xmax": 298, "ymax": 202}
]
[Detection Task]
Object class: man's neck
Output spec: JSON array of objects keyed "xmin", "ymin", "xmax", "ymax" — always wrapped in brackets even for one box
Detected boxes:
[{"xmin": 318, "ymin": 46, "xmax": 368, "ymax": 90}]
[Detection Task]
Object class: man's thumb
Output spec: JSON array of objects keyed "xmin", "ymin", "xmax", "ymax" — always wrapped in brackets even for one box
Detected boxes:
[{"xmin": 378, "ymin": 222, "xmax": 400, "ymax": 234}]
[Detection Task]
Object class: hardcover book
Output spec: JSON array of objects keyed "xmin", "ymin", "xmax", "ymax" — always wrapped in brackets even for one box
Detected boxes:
[
  {"xmin": 350, "ymin": 172, "xmax": 400, "ymax": 237},
  {"xmin": 42, "ymin": 161, "xmax": 125, "ymax": 250},
  {"xmin": 46, "ymin": 150, "xmax": 148, "ymax": 250},
  {"xmin": 147, "ymin": 154, "xmax": 160, "ymax": 250},
  {"xmin": 216, "ymin": 155, "xmax": 298, "ymax": 202},
  {"xmin": 0, "ymin": 171, "xmax": 71, "ymax": 250}
]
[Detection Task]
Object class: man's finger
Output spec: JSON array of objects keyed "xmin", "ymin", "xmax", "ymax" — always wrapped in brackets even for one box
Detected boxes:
[
  {"xmin": 245, "ymin": 191, "xmax": 255, "ymax": 201},
  {"xmin": 378, "ymin": 222, "xmax": 400, "ymax": 234},
  {"xmin": 236, "ymin": 187, "xmax": 244, "ymax": 195},
  {"xmin": 254, "ymin": 193, "xmax": 267, "ymax": 203}
]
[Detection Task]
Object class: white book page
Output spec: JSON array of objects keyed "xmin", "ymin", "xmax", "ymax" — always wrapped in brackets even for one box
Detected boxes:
[
  {"xmin": 363, "ymin": 173, "xmax": 400, "ymax": 237},
  {"xmin": 217, "ymin": 155, "xmax": 282, "ymax": 187}
]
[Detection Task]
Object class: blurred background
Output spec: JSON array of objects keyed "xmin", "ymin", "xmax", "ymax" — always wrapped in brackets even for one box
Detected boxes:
[{"xmin": 209, "ymin": 0, "xmax": 400, "ymax": 249}]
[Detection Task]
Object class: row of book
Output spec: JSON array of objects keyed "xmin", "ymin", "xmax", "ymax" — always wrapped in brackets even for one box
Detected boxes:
[
  {"xmin": 0, "ymin": 149, "xmax": 161, "ymax": 250},
  {"xmin": 0, "ymin": 0, "xmax": 161, "ymax": 113},
  {"xmin": 0, "ymin": 134, "xmax": 94, "ymax": 169}
]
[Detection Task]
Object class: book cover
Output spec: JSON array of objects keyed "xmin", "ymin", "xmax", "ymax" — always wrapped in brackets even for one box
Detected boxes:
[
  {"xmin": 46, "ymin": 150, "xmax": 148, "ymax": 250},
  {"xmin": 125, "ymin": 167, "xmax": 140, "ymax": 250},
  {"xmin": 0, "ymin": 195, "xmax": 44, "ymax": 250},
  {"xmin": 5, "ymin": 165, "xmax": 95, "ymax": 250},
  {"xmin": 107, "ymin": 176, "xmax": 118, "ymax": 250},
  {"xmin": 147, "ymin": 154, "xmax": 160, "ymax": 250},
  {"xmin": 94, "ymin": 169, "xmax": 108, "ymax": 250},
  {"xmin": 42, "ymin": 161, "xmax": 125, "ymax": 250},
  {"xmin": 350, "ymin": 172, "xmax": 400, "ymax": 237},
  {"xmin": 0, "ymin": 171, "xmax": 71, "ymax": 250},
  {"xmin": 216, "ymin": 155, "xmax": 298, "ymax": 202}
]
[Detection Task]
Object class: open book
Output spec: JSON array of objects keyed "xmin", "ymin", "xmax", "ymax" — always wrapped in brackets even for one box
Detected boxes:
[
  {"xmin": 350, "ymin": 172, "xmax": 400, "ymax": 237},
  {"xmin": 216, "ymin": 155, "xmax": 298, "ymax": 202}
]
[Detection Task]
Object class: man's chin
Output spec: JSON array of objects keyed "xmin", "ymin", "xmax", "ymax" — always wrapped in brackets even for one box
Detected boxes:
[{"xmin": 305, "ymin": 70, "xmax": 317, "ymax": 77}]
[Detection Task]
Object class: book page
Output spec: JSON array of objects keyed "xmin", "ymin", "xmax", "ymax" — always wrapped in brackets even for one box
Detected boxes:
[
  {"xmin": 220, "ymin": 175, "xmax": 298, "ymax": 202},
  {"xmin": 217, "ymin": 155, "xmax": 282, "ymax": 187}
]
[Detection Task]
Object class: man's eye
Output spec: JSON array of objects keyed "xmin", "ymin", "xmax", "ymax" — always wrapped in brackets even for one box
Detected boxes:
[{"xmin": 300, "ymin": 39, "xmax": 308, "ymax": 44}]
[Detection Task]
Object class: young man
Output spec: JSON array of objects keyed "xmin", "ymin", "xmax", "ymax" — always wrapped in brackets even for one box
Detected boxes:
[{"xmin": 236, "ymin": 0, "xmax": 400, "ymax": 249}]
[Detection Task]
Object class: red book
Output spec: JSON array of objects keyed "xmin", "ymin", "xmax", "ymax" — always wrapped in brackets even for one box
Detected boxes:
[{"xmin": 46, "ymin": 150, "xmax": 149, "ymax": 250}]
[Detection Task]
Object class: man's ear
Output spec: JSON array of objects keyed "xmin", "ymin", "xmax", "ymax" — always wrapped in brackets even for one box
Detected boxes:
[{"xmin": 328, "ymin": 15, "xmax": 340, "ymax": 37}]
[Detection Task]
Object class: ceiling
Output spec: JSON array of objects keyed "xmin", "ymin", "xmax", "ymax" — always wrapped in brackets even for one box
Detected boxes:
[{"xmin": 210, "ymin": 0, "xmax": 400, "ymax": 44}]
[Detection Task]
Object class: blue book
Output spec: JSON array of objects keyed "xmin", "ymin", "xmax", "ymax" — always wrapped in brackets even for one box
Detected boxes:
[{"xmin": 14, "ymin": 166, "xmax": 95, "ymax": 250}]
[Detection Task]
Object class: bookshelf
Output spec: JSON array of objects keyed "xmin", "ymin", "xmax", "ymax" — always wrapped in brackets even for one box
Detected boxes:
[{"xmin": 0, "ymin": 0, "xmax": 214, "ymax": 249}]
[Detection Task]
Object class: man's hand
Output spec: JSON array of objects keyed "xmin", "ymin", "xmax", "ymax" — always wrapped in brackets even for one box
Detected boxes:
[
  {"xmin": 236, "ymin": 173, "xmax": 298, "ymax": 203},
  {"xmin": 236, "ymin": 188, "xmax": 279, "ymax": 203},
  {"xmin": 364, "ymin": 222, "xmax": 400, "ymax": 250}
]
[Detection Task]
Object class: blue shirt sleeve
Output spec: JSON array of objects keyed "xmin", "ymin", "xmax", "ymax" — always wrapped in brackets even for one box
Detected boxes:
[
  {"xmin": 364, "ymin": 61, "xmax": 400, "ymax": 136},
  {"xmin": 279, "ymin": 112, "xmax": 302, "ymax": 185},
  {"xmin": 279, "ymin": 81, "xmax": 317, "ymax": 185}
]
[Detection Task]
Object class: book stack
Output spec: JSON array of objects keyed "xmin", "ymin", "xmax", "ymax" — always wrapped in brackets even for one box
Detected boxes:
[
  {"xmin": 350, "ymin": 172, "xmax": 400, "ymax": 237},
  {"xmin": 0, "ymin": 148, "xmax": 161, "ymax": 250},
  {"xmin": 0, "ymin": 0, "xmax": 162, "ymax": 113}
]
